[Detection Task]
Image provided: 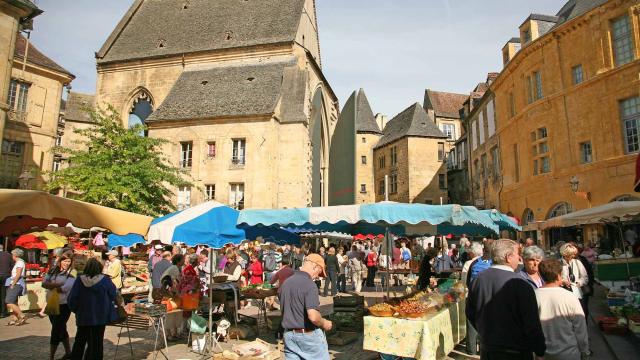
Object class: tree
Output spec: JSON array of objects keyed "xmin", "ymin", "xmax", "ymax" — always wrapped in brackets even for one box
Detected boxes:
[{"xmin": 47, "ymin": 105, "xmax": 191, "ymax": 217}]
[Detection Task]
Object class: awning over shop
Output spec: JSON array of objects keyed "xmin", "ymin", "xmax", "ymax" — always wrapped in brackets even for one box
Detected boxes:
[
  {"xmin": 144, "ymin": 201, "xmax": 300, "ymax": 249},
  {"xmin": 480, "ymin": 209, "xmax": 522, "ymax": 231},
  {"xmin": 238, "ymin": 202, "xmax": 499, "ymax": 235},
  {"xmin": 542, "ymin": 201, "xmax": 640, "ymax": 230},
  {"xmin": 0, "ymin": 189, "xmax": 152, "ymax": 236}
]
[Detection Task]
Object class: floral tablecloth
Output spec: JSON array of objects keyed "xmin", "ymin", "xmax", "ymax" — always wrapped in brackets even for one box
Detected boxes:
[{"xmin": 363, "ymin": 300, "xmax": 466, "ymax": 360}]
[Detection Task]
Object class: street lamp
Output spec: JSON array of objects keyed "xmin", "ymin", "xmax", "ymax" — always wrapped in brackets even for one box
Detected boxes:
[{"xmin": 569, "ymin": 176, "xmax": 580, "ymax": 193}]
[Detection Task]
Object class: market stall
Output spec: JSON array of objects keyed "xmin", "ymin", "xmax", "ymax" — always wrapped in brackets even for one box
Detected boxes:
[
  {"xmin": 238, "ymin": 202, "xmax": 499, "ymax": 296},
  {"xmin": 0, "ymin": 189, "xmax": 153, "ymax": 236},
  {"xmin": 1, "ymin": 189, "xmax": 152, "ymax": 311},
  {"xmin": 543, "ymin": 201, "xmax": 640, "ymax": 286},
  {"xmin": 363, "ymin": 280, "xmax": 467, "ymax": 360}
]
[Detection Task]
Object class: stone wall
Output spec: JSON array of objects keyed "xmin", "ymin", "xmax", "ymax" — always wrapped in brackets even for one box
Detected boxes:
[
  {"xmin": 488, "ymin": 0, "xmax": 640, "ymax": 225},
  {"xmin": 356, "ymin": 133, "xmax": 381, "ymax": 203}
]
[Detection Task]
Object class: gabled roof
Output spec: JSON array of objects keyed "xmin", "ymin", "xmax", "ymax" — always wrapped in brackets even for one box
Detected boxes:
[
  {"xmin": 523, "ymin": 13, "xmax": 560, "ymax": 26},
  {"xmin": 146, "ymin": 60, "xmax": 304, "ymax": 123},
  {"xmin": 375, "ymin": 103, "xmax": 447, "ymax": 148},
  {"xmin": 555, "ymin": 0, "xmax": 608, "ymax": 25},
  {"xmin": 97, "ymin": 0, "xmax": 306, "ymax": 64},
  {"xmin": 64, "ymin": 92, "xmax": 95, "ymax": 123},
  {"xmin": 355, "ymin": 89, "xmax": 381, "ymax": 134},
  {"xmin": 423, "ymin": 89, "xmax": 467, "ymax": 119},
  {"xmin": 15, "ymin": 35, "xmax": 74, "ymax": 78}
]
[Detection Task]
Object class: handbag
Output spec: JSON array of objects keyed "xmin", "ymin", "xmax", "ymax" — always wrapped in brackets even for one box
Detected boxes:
[
  {"xmin": 44, "ymin": 289, "xmax": 60, "ymax": 316},
  {"xmin": 110, "ymin": 294, "xmax": 127, "ymax": 324}
]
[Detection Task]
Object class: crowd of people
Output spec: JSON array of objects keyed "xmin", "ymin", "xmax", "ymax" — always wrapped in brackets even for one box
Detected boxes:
[
  {"xmin": 0, "ymin": 231, "xmax": 606, "ymax": 360},
  {"xmin": 464, "ymin": 238, "xmax": 596, "ymax": 360}
]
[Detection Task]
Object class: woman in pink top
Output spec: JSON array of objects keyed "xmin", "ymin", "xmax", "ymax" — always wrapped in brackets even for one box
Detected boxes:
[{"xmin": 248, "ymin": 254, "xmax": 264, "ymax": 285}]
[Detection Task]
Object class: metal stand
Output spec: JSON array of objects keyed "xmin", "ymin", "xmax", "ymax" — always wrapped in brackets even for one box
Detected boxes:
[{"xmin": 150, "ymin": 314, "xmax": 169, "ymax": 360}]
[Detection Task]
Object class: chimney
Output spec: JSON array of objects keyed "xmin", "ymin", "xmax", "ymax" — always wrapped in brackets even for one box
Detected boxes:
[
  {"xmin": 520, "ymin": 14, "xmax": 559, "ymax": 46},
  {"xmin": 502, "ymin": 38, "xmax": 521, "ymax": 66},
  {"xmin": 375, "ymin": 113, "xmax": 388, "ymax": 131}
]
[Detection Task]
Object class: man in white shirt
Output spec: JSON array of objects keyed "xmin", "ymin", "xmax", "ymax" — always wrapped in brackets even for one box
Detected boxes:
[{"xmin": 535, "ymin": 259, "xmax": 589, "ymax": 360}]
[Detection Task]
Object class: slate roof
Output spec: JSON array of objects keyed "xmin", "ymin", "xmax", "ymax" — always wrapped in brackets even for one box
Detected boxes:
[
  {"xmin": 15, "ymin": 35, "xmax": 74, "ymax": 78},
  {"xmin": 527, "ymin": 13, "xmax": 560, "ymax": 24},
  {"xmin": 423, "ymin": 89, "xmax": 467, "ymax": 119},
  {"xmin": 146, "ymin": 61, "xmax": 302, "ymax": 122},
  {"xmin": 555, "ymin": 0, "xmax": 609, "ymax": 25},
  {"xmin": 355, "ymin": 89, "xmax": 381, "ymax": 134},
  {"xmin": 375, "ymin": 103, "xmax": 447, "ymax": 148},
  {"xmin": 97, "ymin": 0, "xmax": 306, "ymax": 64},
  {"xmin": 64, "ymin": 92, "xmax": 95, "ymax": 123}
]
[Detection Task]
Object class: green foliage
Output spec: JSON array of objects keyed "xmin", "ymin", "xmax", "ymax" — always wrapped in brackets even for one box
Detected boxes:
[{"xmin": 47, "ymin": 105, "xmax": 190, "ymax": 217}]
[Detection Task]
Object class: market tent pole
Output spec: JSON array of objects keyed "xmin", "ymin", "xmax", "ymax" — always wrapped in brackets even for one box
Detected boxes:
[
  {"xmin": 615, "ymin": 218, "xmax": 632, "ymax": 286},
  {"xmin": 386, "ymin": 226, "xmax": 391, "ymax": 299}
]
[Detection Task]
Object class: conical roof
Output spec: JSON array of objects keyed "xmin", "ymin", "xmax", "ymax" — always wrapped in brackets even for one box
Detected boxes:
[{"xmin": 355, "ymin": 89, "xmax": 381, "ymax": 134}]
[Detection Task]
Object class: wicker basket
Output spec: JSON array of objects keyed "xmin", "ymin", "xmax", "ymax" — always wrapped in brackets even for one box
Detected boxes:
[{"xmin": 369, "ymin": 308, "xmax": 395, "ymax": 317}]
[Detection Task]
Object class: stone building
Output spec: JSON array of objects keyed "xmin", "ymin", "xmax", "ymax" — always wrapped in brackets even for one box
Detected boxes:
[
  {"xmin": 1, "ymin": 34, "xmax": 74, "ymax": 189},
  {"xmin": 354, "ymin": 89, "xmax": 382, "ymax": 203},
  {"xmin": 447, "ymin": 76, "xmax": 495, "ymax": 205},
  {"xmin": 94, "ymin": 0, "xmax": 339, "ymax": 210},
  {"xmin": 59, "ymin": 91, "xmax": 95, "ymax": 155},
  {"xmin": 374, "ymin": 103, "xmax": 449, "ymax": 204},
  {"xmin": 0, "ymin": 0, "xmax": 40, "ymax": 145},
  {"xmin": 467, "ymin": 0, "xmax": 640, "ymax": 247},
  {"xmin": 423, "ymin": 89, "xmax": 467, "ymax": 144}
]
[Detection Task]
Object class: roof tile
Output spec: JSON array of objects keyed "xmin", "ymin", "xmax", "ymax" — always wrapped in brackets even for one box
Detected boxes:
[
  {"xmin": 375, "ymin": 103, "xmax": 447, "ymax": 148},
  {"xmin": 98, "ymin": 0, "xmax": 305, "ymax": 64},
  {"xmin": 15, "ymin": 35, "xmax": 74, "ymax": 77}
]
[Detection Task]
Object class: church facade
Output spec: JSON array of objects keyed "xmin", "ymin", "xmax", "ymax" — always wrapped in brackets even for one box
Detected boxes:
[{"xmin": 94, "ymin": 0, "xmax": 339, "ymax": 210}]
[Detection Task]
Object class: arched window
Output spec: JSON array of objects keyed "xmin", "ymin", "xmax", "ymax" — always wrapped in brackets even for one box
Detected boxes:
[
  {"xmin": 522, "ymin": 208, "xmax": 535, "ymax": 225},
  {"xmin": 611, "ymin": 194, "xmax": 640, "ymax": 202},
  {"xmin": 127, "ymin": 89, "xmax": 154, "ymax": 135},
  {"xmin": 547, "ymin": 202, "xmax": 574, "ymax": 219}
]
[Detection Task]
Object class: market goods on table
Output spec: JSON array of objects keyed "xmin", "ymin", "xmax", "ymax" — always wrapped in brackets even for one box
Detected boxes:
[
  {"xmin": 121, "ymin": 259, "xmax": 150, "ymax": 294},
  {"xmin": 240, "ymin": 284, "xmax": 277, "ymax": 298},
  {"xmin": 368, "ymin": 303, "xmax": 395, "ymax": 317}
]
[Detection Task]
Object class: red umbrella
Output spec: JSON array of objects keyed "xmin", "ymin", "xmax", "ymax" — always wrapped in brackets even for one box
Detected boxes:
[
  {"xmin": 353, "ymin": 234, "xmax": 367, "ymax": 240},
  {"xmin": 15, "ymin": 233, "xmax": 47, "ymax": 250}
]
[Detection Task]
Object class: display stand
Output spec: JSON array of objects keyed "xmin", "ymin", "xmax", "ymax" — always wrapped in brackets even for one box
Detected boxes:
[{"xmin": 111, "ymin": 312, "xmax": 170, "ymax": 360}]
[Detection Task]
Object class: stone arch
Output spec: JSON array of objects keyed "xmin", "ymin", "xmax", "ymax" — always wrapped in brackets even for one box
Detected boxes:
[
  {"xmin": 546, "ymin": 201, "xmax": 574, "ymax": 219},
  {"xmin": 123, "ymin": 87, "xmax": 155, "ymax": 133},
  {"xmin": 610, "ymin": 194, "xmax": 640, "ymax": 202},
  {"xmin": 522, "ymin": 208, "xmax": 535, "ymax": 226},
  {"xmin": 309, "ymin": 84, "xmax": 330, "ymax": 206}
]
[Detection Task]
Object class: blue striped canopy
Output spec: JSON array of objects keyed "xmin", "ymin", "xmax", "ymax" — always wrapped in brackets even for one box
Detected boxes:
[
  {"xmin": 238, "ymin": 202, "xmax": 499, "ymax": 234},
  {"xmin": 480, "ymin": 209, "xmax": 522, "ymax": 231}
]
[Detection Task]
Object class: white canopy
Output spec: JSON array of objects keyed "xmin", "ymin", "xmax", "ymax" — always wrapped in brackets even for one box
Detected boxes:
[{"xmin": 542, "ymin": 201, "xmax": 640, "ymax": 229}]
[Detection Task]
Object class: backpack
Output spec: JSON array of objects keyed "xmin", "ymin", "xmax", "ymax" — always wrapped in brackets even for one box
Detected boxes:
[
  {"xmin": 401, "ymin": 249, "xmax": 411, "ymax": 262},
  {"xmin": 263, "ymin": 252, "xmax": 277, "ymax": 272}
]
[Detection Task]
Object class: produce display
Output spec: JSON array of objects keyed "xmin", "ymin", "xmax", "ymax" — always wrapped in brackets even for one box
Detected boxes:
[
  {"xmin": 121, "ymin": 259, "xmax": 150, "ymax": 294},
  {"xmin": 396, "ymin": 300, "xmax": 429, "ymax": 317},
  {"xmin": 368, "ymin": 303, "xmax": 395, "ymax": 317},
  {"xmin": 240, "ymin": 283, "xmax": 277, "ymax": 298},
  {"xmin": 368, "ymin": 279, "xmax": 465, "ymax": 319}
]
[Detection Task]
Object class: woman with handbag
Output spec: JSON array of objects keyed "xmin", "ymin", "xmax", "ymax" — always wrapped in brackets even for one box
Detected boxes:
[
  {"xmin": 42, "ymin": 251, "xmax": 76, "ymax": 360},
  {"xmin": 68, "ymin": 257, "xmax": 117, "ymax": 360},
  {"xmin": 559, "ymin": 243, "xmax": 590, "ymax": 319}
]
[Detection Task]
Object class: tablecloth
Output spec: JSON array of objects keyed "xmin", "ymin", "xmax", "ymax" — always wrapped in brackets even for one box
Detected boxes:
[{"xmin": 363, "ymin": 300, "xmax": 466, "ymax": 360}]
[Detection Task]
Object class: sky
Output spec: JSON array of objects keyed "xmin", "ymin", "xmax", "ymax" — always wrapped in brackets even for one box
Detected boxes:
[{"xmin": 29, "ymin": 0, "xmax": 563, "ymax": 119}]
